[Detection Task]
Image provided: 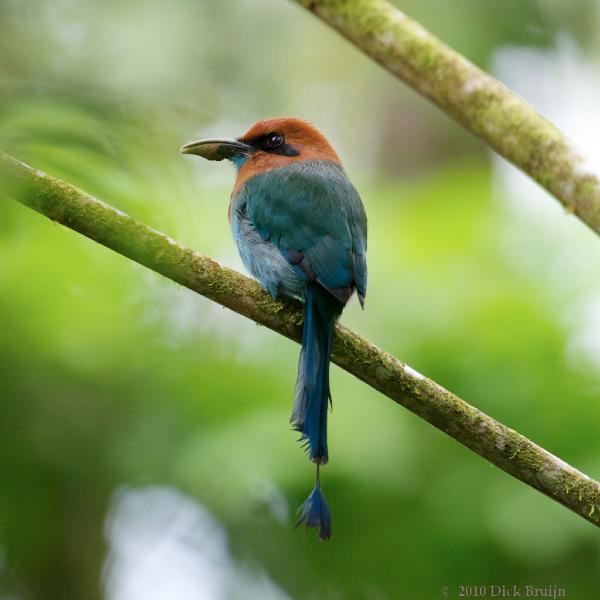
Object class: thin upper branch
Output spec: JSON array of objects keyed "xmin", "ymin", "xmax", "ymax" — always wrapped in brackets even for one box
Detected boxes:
[
  {"xmin": 2, "ymin": 150, "xmax": 599, "ymax": 527},
  {"xmin": 293, "ymin": 0, "xmax": 600, "ymax": 235}
]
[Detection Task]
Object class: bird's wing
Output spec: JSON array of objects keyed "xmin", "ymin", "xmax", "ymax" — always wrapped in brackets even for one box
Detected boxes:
[{"xmin": 242, "ymin": 161, "xmax": 367, "ymax": 304}]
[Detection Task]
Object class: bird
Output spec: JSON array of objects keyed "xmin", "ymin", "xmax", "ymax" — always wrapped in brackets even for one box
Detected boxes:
[{"xmin": 182, "ymin": 117, "xmax": 367, "ymax": 540}]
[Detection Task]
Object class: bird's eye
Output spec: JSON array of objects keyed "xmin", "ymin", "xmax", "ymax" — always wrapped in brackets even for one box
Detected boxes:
[{"xmin": 265, "ymin": 133, "xmax": 284, "ymax": 149}]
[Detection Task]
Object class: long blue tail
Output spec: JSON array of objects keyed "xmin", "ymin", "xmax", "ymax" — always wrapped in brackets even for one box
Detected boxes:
[
  {"xmin": 291, "ymin": 283, "xmax": 343, "ymax": 463},
  {"xmin": 291, "ymin": 283, "xmax": 343, "ymax": 539}
]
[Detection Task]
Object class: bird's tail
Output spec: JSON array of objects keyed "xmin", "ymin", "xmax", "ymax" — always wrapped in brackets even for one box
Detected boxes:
[
  {"xmin": 291, "ymin": 283, "xmax": 343, "ymax": 539},
  {"xmin": 295, "ymin": 465, "xmax": 331, "ymax": 540}
]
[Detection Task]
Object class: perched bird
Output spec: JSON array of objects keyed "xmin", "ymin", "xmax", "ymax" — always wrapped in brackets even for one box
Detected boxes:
[{"xmin": 182, "ymin": 117, "xmax": 367, "ymax": 539}]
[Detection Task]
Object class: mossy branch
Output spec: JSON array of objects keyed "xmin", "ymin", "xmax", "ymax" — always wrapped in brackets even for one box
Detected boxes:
[
  {"xmin": 2, "ymin": 150, "xmax": 600, "ymax": 527},
  {"xmin": 293, "ymin": 0, "xmax": 600, "ymax": 235}
]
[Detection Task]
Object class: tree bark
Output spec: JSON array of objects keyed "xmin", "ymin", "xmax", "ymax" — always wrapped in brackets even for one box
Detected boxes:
[
  {"xmin": 2, "ymin": 150, "xmax": 599, "ymax": 527},
  {"xmin": 292, "ymin": 0, "xmax": 600, "ymax": 235}
]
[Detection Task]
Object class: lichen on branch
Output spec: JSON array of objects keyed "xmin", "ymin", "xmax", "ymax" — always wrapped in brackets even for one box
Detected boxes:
[
  {"xmin": 2, "ymin": 149, "xmax": 600, "ymax": 528},
  {"xmin": 293, "ymin": 0, "xmax": 600, "ymax": 234}
]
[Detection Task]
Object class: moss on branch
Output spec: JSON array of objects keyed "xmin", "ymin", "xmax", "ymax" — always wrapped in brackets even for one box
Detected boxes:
[
  {"xmin": 294, "ymin": 0, "xmax": 600, "ymax": 234},
  {"xmin": 2, "ymin": 150, "xmax": 600, "ymax": 527}
]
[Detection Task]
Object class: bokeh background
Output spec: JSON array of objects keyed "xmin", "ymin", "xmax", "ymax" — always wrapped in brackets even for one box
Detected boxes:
[{"xmin": 2, "ymin": 0, "xmax": 600, "ymax": 598}]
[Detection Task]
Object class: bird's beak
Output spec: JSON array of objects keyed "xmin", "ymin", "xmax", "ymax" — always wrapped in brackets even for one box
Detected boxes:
[{"xmin": 180, "ymin": 138, "xmax": 254, "ymax": 161}]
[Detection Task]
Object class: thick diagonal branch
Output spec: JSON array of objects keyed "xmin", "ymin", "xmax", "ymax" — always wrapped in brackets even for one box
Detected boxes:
[
  {"xmin": 2, "ymin": 150, "xmax": 599, "ymax": 527},
  {"xmin": 293, "ymin": 0, "xmax": 600, "ymax": 235}
]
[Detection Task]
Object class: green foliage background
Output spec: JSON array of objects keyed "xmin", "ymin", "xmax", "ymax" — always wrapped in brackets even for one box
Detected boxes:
[{"xmin": 1, "ymin": 1, "xmax": 600, "ymax": 598}]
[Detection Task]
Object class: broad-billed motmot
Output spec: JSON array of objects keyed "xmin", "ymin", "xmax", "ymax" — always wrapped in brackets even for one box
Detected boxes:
[{"xmin": 182, "ymin": 118, "xmax": 368, "ymax": 539}]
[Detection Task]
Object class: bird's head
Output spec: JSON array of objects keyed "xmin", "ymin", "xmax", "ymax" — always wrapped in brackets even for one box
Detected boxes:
[{"xmin": 181, "ymin": 117, "xmax": 341, "ymax": 173}]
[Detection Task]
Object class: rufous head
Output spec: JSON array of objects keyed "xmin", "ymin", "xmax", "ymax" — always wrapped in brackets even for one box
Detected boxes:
[{"xmin": 181, "ymin": 117, "xmax": 341, "ymax": 173}]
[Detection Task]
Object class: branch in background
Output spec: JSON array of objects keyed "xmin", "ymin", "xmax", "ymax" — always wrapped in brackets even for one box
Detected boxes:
[
  {"xmin": 2, "ymin": 150, "xmax": 599, "ymax": 527},
  {"xmin": 293, "ymin": 0, "xmax": 600, "ymax": 235}
]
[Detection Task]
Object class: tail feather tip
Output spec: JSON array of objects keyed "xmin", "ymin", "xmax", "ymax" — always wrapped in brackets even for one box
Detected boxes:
[{"xmin": 295, "ymin": 481, "xmax": 332, "ymax": 541}]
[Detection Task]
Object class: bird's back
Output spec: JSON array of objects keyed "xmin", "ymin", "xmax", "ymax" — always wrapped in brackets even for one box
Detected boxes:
[{"xmin": 230, "ymin": 159, "xmax": 367, "ymax": 305}]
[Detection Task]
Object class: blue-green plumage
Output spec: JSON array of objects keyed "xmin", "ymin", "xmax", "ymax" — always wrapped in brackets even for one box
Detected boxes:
[
  {"xmin": 230, "ymin": 159, "xmax": 367, "ymax": 539},
  {"xmin": 183, "ymin": 119, "xmax": 367, "ymax": 540},
  {"xmin": 232, "ymin": 160, "xmax": 366, "ymax": 306},
  {"xmin": 231, "ymin": 160, "xmax": 367, "ymax": 468}
]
